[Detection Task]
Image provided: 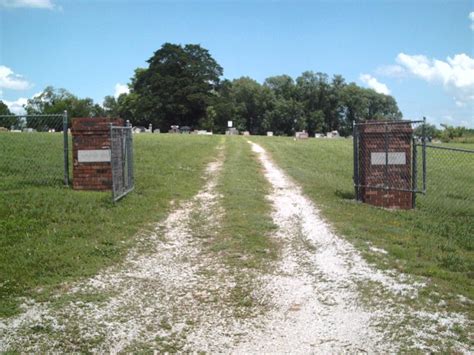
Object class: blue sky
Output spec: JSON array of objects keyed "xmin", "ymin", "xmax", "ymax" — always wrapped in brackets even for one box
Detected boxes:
[{"xmin": 1, "ymin": 0, "xmax": 473, "ymax": 127}]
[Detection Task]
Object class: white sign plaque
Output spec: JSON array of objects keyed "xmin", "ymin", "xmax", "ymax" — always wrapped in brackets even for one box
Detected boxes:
[
  {"xmin": 78, "ymin": 149, "xmax": 111, "ymax": 163},
  {"xmin": 371, "ymin": 152, "xmax": 406, "ymax": 165},
  {"xmin": 227, "ymin": 121, "xmax": 233, "ymax": 128}
]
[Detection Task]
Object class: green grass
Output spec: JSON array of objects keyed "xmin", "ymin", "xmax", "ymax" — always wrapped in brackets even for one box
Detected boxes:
[
  {"xmin": 0, "ymin": 133, "xmax": 220, "ymax": 317},
  {"xmin": 198, "ymin": 136, "xmax": 278, "ymax": 316},
  {"xmin": 213, "ymin": 137, "xmax": 278, "ymax": 270},
  {"xmin": 250, "ymin": 136, "xmax": 473, "ymax": 314}
]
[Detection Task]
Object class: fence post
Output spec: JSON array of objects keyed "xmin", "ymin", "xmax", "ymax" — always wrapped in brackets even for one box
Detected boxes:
[
  {"xmin": 352, "ymin": 121, "xmax": 360, "ymax": 201},
  {"xmin": 63, "ymin": 110, "xmax": 69, "ymax": 186},
  {"xmin": 422, "ymin": 116, "xmax": 427, "ymax": 193},
  {"xmin": 384, "ymin": 122, "xmax": 389, "ymax": 192},
  {"xmin": 110, "ymin": 123, "xmax": 116, "ymax": 202},
  {"xmin": 128, "ymin": 120, "xmax": 134, "ymax": 189},
  {"xmin": 412, "ymin": 135, "xmax": 417, "ymax": 208}
]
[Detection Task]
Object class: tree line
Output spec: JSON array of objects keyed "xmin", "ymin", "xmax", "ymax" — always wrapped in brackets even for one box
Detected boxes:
[
  {"xmin": 1, "ymin": 42, "xmax": 412, "ymax": 136},
  {"xmin": 415, "ymin": 123, "xmax": 474, "ymax": 143}
]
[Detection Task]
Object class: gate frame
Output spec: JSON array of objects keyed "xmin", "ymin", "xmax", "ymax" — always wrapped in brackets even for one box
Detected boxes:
[{"xmin": 110, "ymin": 120, "xmax": 134, "ymax": 202}]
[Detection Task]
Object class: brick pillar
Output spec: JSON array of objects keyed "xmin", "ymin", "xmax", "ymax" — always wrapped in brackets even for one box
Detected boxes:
[
  {"xmin": 71, "ymin": 117, "xmax": 123, "ymax": 191},
  {"xmin": 359, "ymin": 122, "xmax": 413, "ymax": 209}
]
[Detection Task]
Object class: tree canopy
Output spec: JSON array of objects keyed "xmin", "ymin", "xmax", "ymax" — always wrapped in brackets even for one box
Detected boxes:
[
  {"xmin": 111, "ymin": 44, "xmax": 402, "ymax": 135},
  {"xmin": 130, "ymin": 43, "xmax": 223, "ymax": 130},
  {"xmin": 24, "ymin": 86, "xmax": 104, "ymax": 130},
  {"xmin": 0, "ymin": 101, "xmax": 12, "ymax": 116},
  {"xmin": 0, "ymin": 100, "xmax": 19, "ymax": 129},
  {"xmin": 11, "ymin": 43, "xmax": 407, "ymax": 136},
  {"xmin": 25, "ymin": 86, "xmax": 103, "ymax": 118}
]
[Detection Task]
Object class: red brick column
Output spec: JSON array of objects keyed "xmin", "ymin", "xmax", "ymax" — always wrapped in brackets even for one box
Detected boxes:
[
  {"xmin": 359, "ymin": 123, "xmax": 413, "ymax": 209},
  {"xmin": 71, "ymin": 117, "xmax": 123, "ymax": 191}
]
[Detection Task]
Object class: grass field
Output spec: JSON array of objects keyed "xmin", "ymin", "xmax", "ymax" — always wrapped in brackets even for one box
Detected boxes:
[
  {"xmin": 251, "ymin": 136, "xmax": 473, "ymax": 314},
  {"xmin": 1, "ymin": 133, "xmax": 473, "ymax": 320},
  {"xmin": 0, "ymin": 133, "xmax": 220, "ymax": 317}
]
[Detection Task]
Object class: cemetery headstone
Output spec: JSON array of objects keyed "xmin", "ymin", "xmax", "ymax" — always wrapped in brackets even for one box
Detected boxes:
[
  {"xmin": 226, "ymin": 128, "xmax": 239, "ymax": 135},
  {"xmin": 295, "ymin": 130, "xmax": 309, "ymax": 139}
]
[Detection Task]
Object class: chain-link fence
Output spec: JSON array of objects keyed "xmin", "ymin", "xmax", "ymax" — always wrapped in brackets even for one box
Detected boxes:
[
  {"xmin": 415, "ymin": 144, "xmax": 474, "ymax": 216},
  {"xmin": 0, "ymin": 112, "xmax": 69, "ymax": 188},
  {"xmin": 111, "ymin": 124, "xmax": 134, "ymax": 202}
]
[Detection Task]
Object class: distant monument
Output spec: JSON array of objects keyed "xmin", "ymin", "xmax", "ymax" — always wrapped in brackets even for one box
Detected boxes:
[
  {"xmin": 295, "ymin": 130, "xmax": 309, "ymax": 139},
  {"xmin": 326, "ymin": 130, "xmax": 340, "ymax": 138},
  {"xmin": 169, "ymin": 125, "xmax": 179, "ymax": 133},
  {"xmin": 226, "ymin": 128, "xmax": 239, "ymax": 135}
]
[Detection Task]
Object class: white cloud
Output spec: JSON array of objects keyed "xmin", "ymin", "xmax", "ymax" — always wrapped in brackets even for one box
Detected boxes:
[
  {"xmin": 396, "ymin": 53, "xmax": 474, "ymax": 104},
  {"xmin": 1, "ymin": 90, "xmax": 46, "ymax": 115},
  {"xmin": 455, "ymin": 99, "xmax": 465, "ymax": 107},
  {"xmin": 114, "ymin": 83, "xmax": 130, "ymax": 98},
  {"xmin": 0, "ymin": 65, "xmax": 31, "ymax": 90},
  {"xmin": 359, "ymin": 74, "xmax": 391, "ymax": 95},
  {"xmin": 0, "ymin": 0, "xmax": 55, "ymax": 9},
  {"xmin": 3, "ymin": 97, "xmax": 28, "ymax": 115},
  {"xmin": 469, "ymin": 12, "xmax": 474, "ymax": 30},
  {"xmin": 375, "ymin": 65, "xmax": 406, "ymax": 78}
]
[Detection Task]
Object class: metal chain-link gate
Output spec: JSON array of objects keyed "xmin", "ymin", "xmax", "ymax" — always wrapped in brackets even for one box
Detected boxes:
[
  {"xmin": 0, "ymin": 112, "xmax": 69, "ymax": 188},
  {"xmin": 110, "ymin": 123, "xmax": 134, "ymax": 202}
]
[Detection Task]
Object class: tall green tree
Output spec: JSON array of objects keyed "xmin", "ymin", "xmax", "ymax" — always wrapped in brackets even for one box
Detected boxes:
[
  {"xmin": 102, "ymin": 92, "xmax": 141, "ymax": 125},
  {"xmin": 231, "ymin": 77, "xmax": 275, "ymax": 134},
  {"xmin": 131, "ymin": 43, "xmax": 223, "ymax": 130},
  {"xmin": 0, "ymin": 101, "xmax": 20, "ymax": 129},
  {"xmin": 0, "ymin": 101, "xmax": 12, "ymax": 116},
  {"xmin": 262, "ymin": 98, "xmax": 305, "ymax": 135},
  {"xmin": 295, "ymin": 71, "xmax": 335, "ymax": 134},
  {"xmin": 24, "ymin": 86, "xmax": 104, "ymax": 130},
  {"xmin": 208, "ymin": 79, "xmax": 237, "ymax": 133},
  {"xmin": 338, "ymin": 84, "xmax": 402, "ymax": 135},
  {"xmin": 102, "ymin": 95, "xmax": 119, "ymax": 117},
  {"xmin": 264, "ymin": 75, "xmax": 296, "ymax": 100}
]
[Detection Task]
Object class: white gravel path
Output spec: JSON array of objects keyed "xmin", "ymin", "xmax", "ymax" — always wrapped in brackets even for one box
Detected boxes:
[{"xmin": 231, "ymin": 141, "xmax": 471, "ymax": 353}]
